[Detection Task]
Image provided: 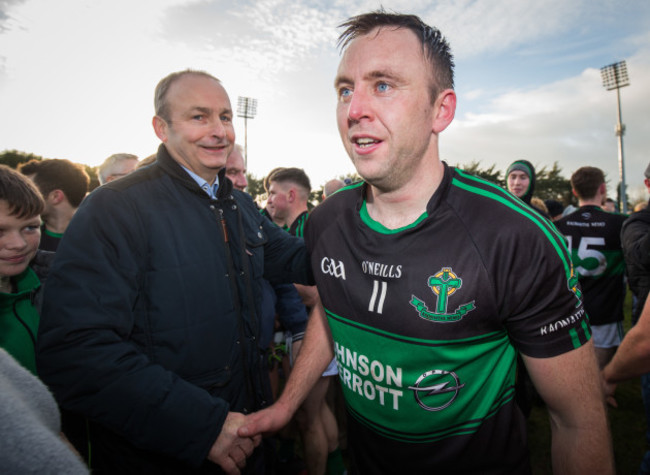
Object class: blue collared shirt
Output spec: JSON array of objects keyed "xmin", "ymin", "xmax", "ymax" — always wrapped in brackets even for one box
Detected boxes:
[{"xmin": 181, "ymin": 166, "xmax": 219, "ymax": 199}]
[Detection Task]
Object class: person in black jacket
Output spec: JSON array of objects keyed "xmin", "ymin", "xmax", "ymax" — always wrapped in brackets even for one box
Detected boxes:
[
  {"xmin": 619, "ymin": 162, "xmax": 650, "ymax": 475},
  {"xmin": 36, "ymin": 70, "xmax": 312, "ymax": 474}
]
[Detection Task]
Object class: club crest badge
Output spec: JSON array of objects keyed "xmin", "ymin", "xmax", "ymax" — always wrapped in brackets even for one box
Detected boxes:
[{"xmin": 410, "ymin": 267, "xmax": 476, "ymax": 323}]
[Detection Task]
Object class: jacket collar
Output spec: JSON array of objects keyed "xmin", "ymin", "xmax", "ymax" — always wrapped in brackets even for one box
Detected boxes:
[{"xmin": 155, "ymin": 144, "xmax": 232, "ymax": 199}]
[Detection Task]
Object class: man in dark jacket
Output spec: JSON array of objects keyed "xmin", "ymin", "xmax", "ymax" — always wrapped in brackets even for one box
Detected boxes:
[
  {"xmin": 36, "ymin": 70, "xmax": 312, "ymax": 474},
  {"xmin": 620, "ymin": 162, "xmax": 650, "ymax": 474}
]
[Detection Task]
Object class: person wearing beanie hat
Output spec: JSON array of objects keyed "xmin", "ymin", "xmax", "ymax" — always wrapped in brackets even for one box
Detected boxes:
[
  {"xmin": 506, "ymin": 160, "xmax": 535, "ymax": 205},
  {"xmin": 507, "ymin": 160, "xmax": 550, "ymax": 219}
]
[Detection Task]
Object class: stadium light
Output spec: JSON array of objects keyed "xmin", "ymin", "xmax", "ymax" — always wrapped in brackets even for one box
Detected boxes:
[
  {"xmin": 600, "ymin": 61, "xmax": 630, "ymax": 213},
  {"xmin": 237, "ymin": 96, "xmax": 258, "ymax": 168}
]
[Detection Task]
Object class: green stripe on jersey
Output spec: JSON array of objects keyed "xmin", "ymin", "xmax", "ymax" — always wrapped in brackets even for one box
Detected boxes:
[
  {"xmin": 327, "ymin": 307, "xmax": 517, "ymax": 443},
  {"xmin": 452, "ymin": 169, "xmax": 579, "ymax": 301}
]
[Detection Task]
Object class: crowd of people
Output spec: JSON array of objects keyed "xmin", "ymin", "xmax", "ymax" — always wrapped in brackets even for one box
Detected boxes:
[{"xmin": 1, "ymin": 8, "xmax": 649, "ymax": 475}]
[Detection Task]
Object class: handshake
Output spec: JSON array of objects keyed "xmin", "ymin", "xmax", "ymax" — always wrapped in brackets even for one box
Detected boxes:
[{"xmin": 207, "ymin": 404, "xmax": 292, "ymax": 474}]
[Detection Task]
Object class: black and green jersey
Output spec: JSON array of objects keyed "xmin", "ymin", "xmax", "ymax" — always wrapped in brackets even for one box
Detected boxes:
[
  {"xmin": 556, "ymin": 205, "xmax": 627, "ymax": 326},
  {"xmin": 304, "ymin": 164, "xmax": 588, "ymax": 474},
  {"xmin": 289, "ymin": 210, "xmax": 309, "ymax": 238}
]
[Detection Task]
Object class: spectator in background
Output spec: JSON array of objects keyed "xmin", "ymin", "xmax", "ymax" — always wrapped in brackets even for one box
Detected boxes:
[
  {"xmin": 18, "ymin": 159, "xmax": 89, "ymax": 252},
  {"xmin": 97, "ymin": 153, "xmax": 138, "ymax": 185},
  {"xmin": 136, "ymin": 153, "xmax": 158, "ymax": 169},
  {"xmin": 322, "ymin": 178, "xmax": 346, "ymax": 200},
  {"xmin": 555, "ymin": 167, "xmax": 626, "ymax": 369},
  {"xmin": 224, "ymin": 145, "xmax": 247, "ymax": 192},
  {"xmin": 603, "ymin": 197, "xmax": 618, "ymax": 213},
  {"xmin": 544, "ymin": 199, "xmax": 564, "ymax": 222},
  {"xmin": 506, "ymin": 159, "xmax": 548, "ymax": 217}
]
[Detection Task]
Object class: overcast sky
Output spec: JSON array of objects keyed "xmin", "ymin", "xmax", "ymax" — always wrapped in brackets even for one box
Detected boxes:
[{"xmin": 1, "ymin": 0, "xmax": 649, "ymax": 201}]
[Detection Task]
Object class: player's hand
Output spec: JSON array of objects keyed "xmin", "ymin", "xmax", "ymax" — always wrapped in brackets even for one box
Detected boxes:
[
  {"xmin": 207, "ymin": 412, "xmax": 261, "ymax": 474},
  {"xmin": 238, "ymin": 403, "xmax": 293, "ymax": 439},
  {"xmin": 600, "ymin": 371, "xmax": 618, "ymax": 408}
]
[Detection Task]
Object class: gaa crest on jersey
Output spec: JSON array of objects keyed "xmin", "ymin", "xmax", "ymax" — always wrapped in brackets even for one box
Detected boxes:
[{"xmin": 410, "ymin": 267, "xmax": 476, "ymax": 323}]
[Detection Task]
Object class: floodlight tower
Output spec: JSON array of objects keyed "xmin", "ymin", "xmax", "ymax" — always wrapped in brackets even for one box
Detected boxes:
[
  {"xmin": 600, "ymin": 61, "xmax": 630, "ymax": 213},
  {"xmin": 237, "ymin": 96, "xmax": 258, "ymax": 168}
]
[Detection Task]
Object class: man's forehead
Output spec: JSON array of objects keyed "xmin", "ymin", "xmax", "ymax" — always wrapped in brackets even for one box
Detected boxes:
[
  {"xmin": 336, "ymin": 27, "xmax": 425, "ymax": 77},
  {"xmin": 226, "ymin": 158, "xmax": 245, "ymax": 171},
  {"xmin": 168, "ymin": 75, "xmax": 231, "ymax": 107}
]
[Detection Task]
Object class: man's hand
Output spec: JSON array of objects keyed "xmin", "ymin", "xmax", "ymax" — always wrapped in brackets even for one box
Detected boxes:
[
  {"xmin": 601, "ymin": 371, "xmax": 618, "ymax": 408},
  {"xmin": 238, "ymin": 402, "xmax": 293, "ymax": 439},
  {"xmin": 207, "ymin": 412, "xmax": 261, "ymax": 474}
]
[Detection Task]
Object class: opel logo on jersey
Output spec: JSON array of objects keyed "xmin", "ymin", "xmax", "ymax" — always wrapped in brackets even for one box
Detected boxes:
[
  {"xmin": 408, "ymin": 369, "xmax": 466, "ymax": 412},
  {"xmin": 321, "ymin": 257, "xmax": 346, "ymax": 280},
  {"xmin": 410, "ymin": 267, "xmax": 476, "ymax": 322}
]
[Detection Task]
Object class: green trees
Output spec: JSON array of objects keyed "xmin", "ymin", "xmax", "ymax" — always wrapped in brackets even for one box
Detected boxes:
[{"xmin": 457, "ymin": 160, "xmax": 573, "ymax": 205}]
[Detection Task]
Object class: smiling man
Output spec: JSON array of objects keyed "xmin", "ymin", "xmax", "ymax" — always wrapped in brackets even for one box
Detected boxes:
[
  {"xmin": 240, "ymin": 11, "xmax": 613, "ymax": 474},
  {"xmin": 36, "ymin": 70, "xmax": 313, "ymax": 474}
]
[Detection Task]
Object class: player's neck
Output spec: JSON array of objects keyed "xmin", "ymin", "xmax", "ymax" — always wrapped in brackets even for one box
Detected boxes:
[
  {"xmin": 44, "ymin": 206, "xmax": 75, "ymax": 234},
  {"xmin": 366, "ymin": 161, "xmax": 444, "ymax": 230},
  {"xmin": 579, "ymin": 197, "xmax": 603, "ymax": 208}
]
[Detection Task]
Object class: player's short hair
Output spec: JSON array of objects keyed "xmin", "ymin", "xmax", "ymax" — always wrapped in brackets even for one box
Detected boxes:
[
  {"xmin": 19, "ymin": 158, "xmax": 89, "ymax": 207},
  {"xmin": 0, "ymin": 164, "xmax": 45, "ymax": 219},
  {"xmin": 264, "ymin": 167, "xmax": 286, "ymax": 192},
  {"xmin": 154, "ymin": 69, "xmax": 221, "ymax": 123},
  {"xmin": 338, "ymin": 9, "xmax": 454, "ymax": 103},
  {"xmin": 269, "ymin": 168, "xmax": 311, "ymax": 199},
  {"xmin": 570, "ymin": 166, "xmax": 605, "ymax": 201}
]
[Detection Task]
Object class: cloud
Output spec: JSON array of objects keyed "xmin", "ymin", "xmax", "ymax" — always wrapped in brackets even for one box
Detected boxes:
[
  {"xmin": 423, "ymin": 0, "xmax": 584, "ymax": 58},
  {"xmin": 444, "ymin": 44, "xmax": 650, "ymax": 198}
]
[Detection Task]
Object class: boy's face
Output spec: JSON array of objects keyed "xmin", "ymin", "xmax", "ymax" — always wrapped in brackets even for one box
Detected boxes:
[{"xmin": 0, "ymin": 200, "xmax": 41, "ymax": 278}]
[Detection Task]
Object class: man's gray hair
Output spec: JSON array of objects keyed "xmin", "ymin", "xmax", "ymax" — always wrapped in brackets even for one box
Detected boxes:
[{"xmin": 98, "ymin": 153, "xmax": 138, "ymax": 185}]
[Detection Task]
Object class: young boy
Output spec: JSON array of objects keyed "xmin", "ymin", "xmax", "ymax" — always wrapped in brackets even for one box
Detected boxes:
[{"xmin": 0, "ymin": 164, "xmax": 52, "ymax": 374}]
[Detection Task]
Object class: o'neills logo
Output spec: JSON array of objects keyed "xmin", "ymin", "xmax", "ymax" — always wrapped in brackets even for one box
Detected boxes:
[
  {"xmin": 321, "ymin": 257, "xmax": 346, "ymax": 280},
  {"xmin": 410, "ymin": 267, "xmax": 476, "ymax": 322}
]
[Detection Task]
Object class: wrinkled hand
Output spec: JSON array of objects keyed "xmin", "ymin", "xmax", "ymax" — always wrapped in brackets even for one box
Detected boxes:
[
  {"xmin": 238, "ymin": 403, "xmax": 293, "ymax": 440},
  {"xmin": 208, "ymin": 412, "xmax": 262, "ymax": 474}
]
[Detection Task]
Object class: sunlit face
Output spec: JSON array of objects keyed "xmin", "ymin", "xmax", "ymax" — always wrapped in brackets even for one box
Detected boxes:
[
  {"xmin": 334, "ymin": 27, "xmax": 440, "ymax": 192},
  {"xmin": 225, "ymin": 148, "xmax": 248, "ymax": 191},
  {"xmin": 507, "ymin": 170, "xmax": 530, "ymax": 198},
  {"xmin": 266, "ymin": 181, "xmax": 290, "ymax": 221},
  {"xmin": 0, "ymin": 201, "xmax": 41, "ymax": 279},
  {"xmin": 154, "ymin": 74, "xmax": 235, "ymax": 184}
]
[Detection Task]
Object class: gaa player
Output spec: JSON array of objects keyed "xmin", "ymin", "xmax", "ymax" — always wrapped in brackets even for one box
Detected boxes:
[
  {"xmin": 241, "ymin": 10, "xmax": 613, "ymax": 474},
  {"xmin": 556, "ymin": 167, "xmax": 627, "ymax": 369}
]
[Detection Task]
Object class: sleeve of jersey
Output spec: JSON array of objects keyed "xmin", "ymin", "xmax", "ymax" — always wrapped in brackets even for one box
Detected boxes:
[{"xmin": 499, "ymin": 220, "xmax": 591, "ymax": 359}]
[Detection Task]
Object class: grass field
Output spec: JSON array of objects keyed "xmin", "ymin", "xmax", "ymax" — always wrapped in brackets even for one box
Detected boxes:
[{"xmin": 528, "ymin": 290, "xmax": 647, "ymax": 474}]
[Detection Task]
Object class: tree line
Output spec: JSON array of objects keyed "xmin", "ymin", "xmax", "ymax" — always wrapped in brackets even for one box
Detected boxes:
[{"xmin": 1, "ymin": 149, "xmax": 628, "ymax": 208}]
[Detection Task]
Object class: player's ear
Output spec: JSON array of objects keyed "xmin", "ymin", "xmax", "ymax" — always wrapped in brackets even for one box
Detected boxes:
[{"xmin": 432, "ymin": 89, "xmax": 456, "ymax": 134}]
